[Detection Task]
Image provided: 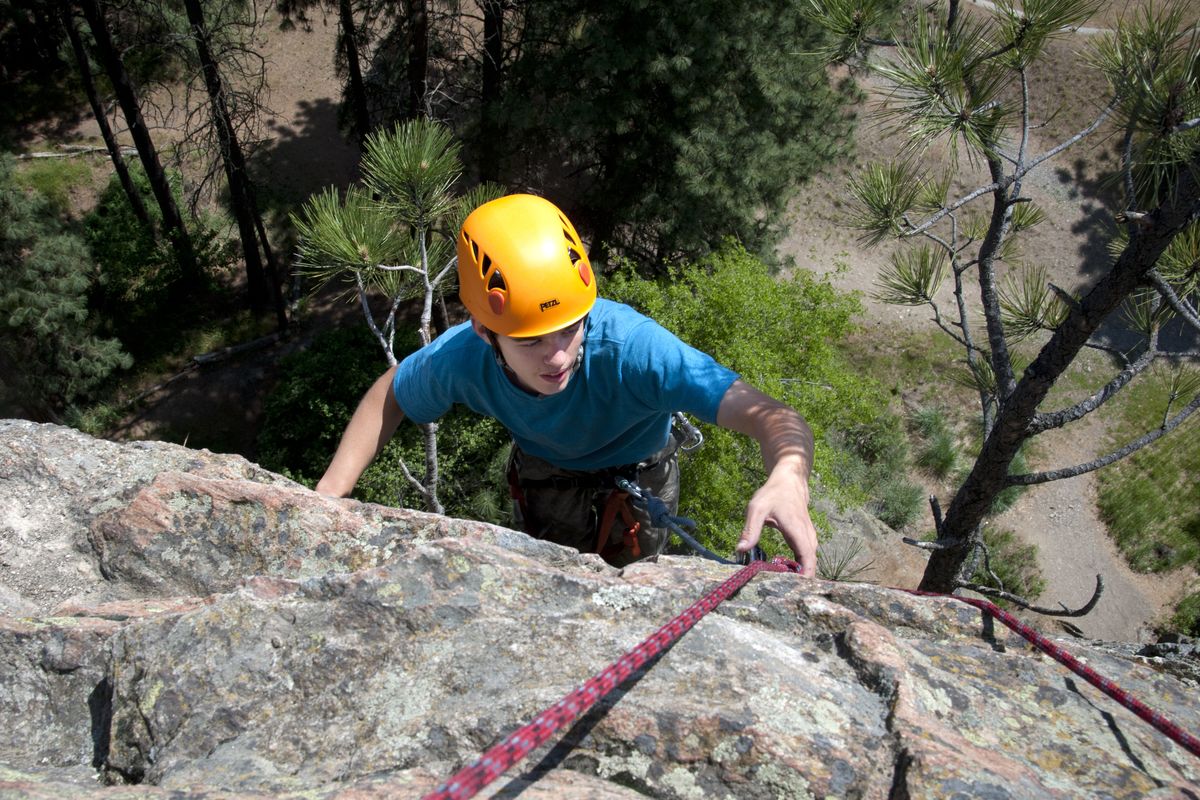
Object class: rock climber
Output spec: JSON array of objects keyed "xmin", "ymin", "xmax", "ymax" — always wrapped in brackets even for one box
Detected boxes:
[{"xmin": 316, "ymin": 194, "xmax": 818, "ymax": 575}]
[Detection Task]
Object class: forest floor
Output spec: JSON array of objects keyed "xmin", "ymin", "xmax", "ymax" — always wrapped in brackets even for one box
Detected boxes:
[{"xmin": 61, "ymin": 3, "xmax": 1197, "ymax": 643}]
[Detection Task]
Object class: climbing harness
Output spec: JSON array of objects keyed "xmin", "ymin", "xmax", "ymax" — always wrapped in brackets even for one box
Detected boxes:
[
  {"xmin": 421, "ymin": 556, "xmax": 802, "ymax": 800},
  {"xmin": 507, "ymin": 417, "xmax": 699, "ymax": 565},
  {"xmin": 596, "ymin": 487, "xmax": 642, "ymax": 561}
]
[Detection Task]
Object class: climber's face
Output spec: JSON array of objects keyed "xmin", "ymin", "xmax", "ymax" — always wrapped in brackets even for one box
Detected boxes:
[{"xmin": 472, "ymin": 316, "xmax": 586, "ymax": 396}]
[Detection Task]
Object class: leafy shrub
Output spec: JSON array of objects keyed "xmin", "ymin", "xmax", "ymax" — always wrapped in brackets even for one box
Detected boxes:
[
  {"xmin": 912, "ymin": 406, "xmax": 960, "ymax": 478},
  {"xmin": 0, "ymin": 155, "xmax": 130, "ymax": 417},
  {"xmin": 1166, "ymin": 592, "xmax": 1200, "ymax": 638},
  {"xmin": 872, "ymin": 476, "xmax": 925, "ymax": 530},
  {"xmin": 603, "ymin": 241, "xmax": 905, "ymax": 554}
]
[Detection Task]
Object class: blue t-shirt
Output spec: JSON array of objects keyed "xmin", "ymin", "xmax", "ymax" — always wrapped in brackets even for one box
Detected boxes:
[{"xmin": 393, "ymin": 298, "xmax": 738, "ymax": 470}]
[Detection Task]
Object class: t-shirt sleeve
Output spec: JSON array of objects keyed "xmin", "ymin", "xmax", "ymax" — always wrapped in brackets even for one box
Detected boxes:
[
  {"xmin": 620, "ymin": 318, "xmax": 738, "ymax": 423},
  {"xmin": 392, "ymin": 340, "xmax": 456, "ymax": 424}
]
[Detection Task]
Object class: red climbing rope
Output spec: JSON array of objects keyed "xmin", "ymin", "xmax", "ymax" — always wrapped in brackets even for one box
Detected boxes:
[
  {"xmin": 420, "ymin": 556, "xmax": 802, "ymax": 800},
  {"xmin": 423, "ymin": 561, "xmax": 1200, "ymax": 800},
  {"xmin": 906, "ymin": 589, "xmax": 1200, "ymax": 759}
]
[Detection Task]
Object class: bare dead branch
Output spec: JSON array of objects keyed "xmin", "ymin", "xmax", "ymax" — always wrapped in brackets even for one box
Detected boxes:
[
  {"xmin": 902, "ymin": 97, "xmax": 1120, "ymax": 239},
  {"xmin": 957, "ymin": 574, "xmax": 1104, "ymax": 617},
  {"xmin": 1023, "ymin": 95, "xmax": 1121, "ymax": 175},
  {"xmin": 1081, "ymin": 341, "xmax": 1133, "ymax": 365},
  {"xmin": 903, "ymin": 536, "xmax": 965, "ymax": 551},
  {"xmin": 397, "ymin": 456, "xmax": 435, "ymax": 505},
  {"xmin": 1029, "ymin": 347, "xmax": 1156, "ymax": 434},
  {"xmin": 1015, "ymin": 390, "xmax": 1200, "ymax": 484}
]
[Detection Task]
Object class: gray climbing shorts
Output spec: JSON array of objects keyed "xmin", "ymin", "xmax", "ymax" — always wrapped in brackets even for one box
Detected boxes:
[{"xmin": 506, "ymin": 432, "xmax": 682, "ymax": 568}]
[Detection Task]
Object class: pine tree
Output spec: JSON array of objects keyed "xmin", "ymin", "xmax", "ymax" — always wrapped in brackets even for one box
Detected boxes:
[
  {"xmin": 807, "ymin": 0, "xmax": 1200, "ymax": 600},
  {"xmin": 493, "ymin": 0, "xmax": 857, "ymax": 265},
  {"xmin": 292, "ymin": 119, "xmax": 503, "ymax": 512},
  {"xmin": 0, "ymin": 156, "xmax": 131, "ymax": 419}
]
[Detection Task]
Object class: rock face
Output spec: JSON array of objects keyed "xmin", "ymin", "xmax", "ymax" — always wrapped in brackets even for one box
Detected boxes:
[{"xmin": 1, "ymin": 419, "xmax": 1198, "ymax": 798}]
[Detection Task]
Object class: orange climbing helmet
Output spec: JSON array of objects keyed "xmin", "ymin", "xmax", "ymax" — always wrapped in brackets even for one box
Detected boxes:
[{"xmin": 457, "ymin": 194, "xmax": 596, "ymax": 338}]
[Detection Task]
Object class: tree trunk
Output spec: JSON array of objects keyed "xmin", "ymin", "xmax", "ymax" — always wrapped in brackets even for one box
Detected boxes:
[
  {"xmin": 78, "ymin": 0, "xmax": 200, "ymax": 286},
  {"xmin": 919, "ymin": 158, "xmax": 1200, "ymax": 592},
  {"xmin": 337, "ymin": 0, "xmax": 371, "ymax": 143},
  {"xmin": 182, "ymin": 0, "xmax": 286, "ymax": 327},
  {"xmin": 404, "ymin": 0, "xmax": 428, "ymax": 118},
  {"xmin": 479, "ymin": 0, "xmax": 503, "ymax": 181},
  {"xmin": 61, "ymin": 4, "xmax": 153, "ymax": 231}
]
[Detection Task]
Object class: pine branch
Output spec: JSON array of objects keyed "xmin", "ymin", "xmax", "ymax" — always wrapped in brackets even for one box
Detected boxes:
[
  {"xmin": 1012, "ymin": 391, "xmax": 1200, "ymax": 484},
  {"xmin": 1028, "ymin": 347, "xmax": 1156, "ymax": 434},
  {"xmin": 1148, "ymin": 269, "xmax": 1200, "ymax": 333}
]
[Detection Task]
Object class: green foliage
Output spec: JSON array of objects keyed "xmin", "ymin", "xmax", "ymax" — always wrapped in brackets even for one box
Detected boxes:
[
  {"xmin": 293, "ymin": 120, "xmax": 503, "ymax": 365},
  {"xmin": 84, "ymin": 161, "xmax": 236, "ymax": 359},
  {"xmin": 13, "ymin": 158, "xmax": 92, "ymax": 215},
  {"xmin": 803, "ymin": 0, "xmax": 899, "ymax": 63},
  {"xmin": 850, "ymin": 161, "xmax": 926, "ymax": 245},
  {"xmin": 379, "ymin": 414, "xmax": 511, "ymax": 525},
  {"xmin": 256, "ymin": 325, "xmax": 512, "ymax": 523},
  {"xmin": 874, "ymin": 244, "xmax": 947, "ymax": 306},
  {"xmin": 817, "ymin": 535, "xmax": 876, "ymax": 582},
  {"xmin": 1166, "ymin": 591, "xmax": 1200, "ymax": 638},
  {"xmin": 871, "ymin": 10, "xmax": 1010, "ymax": 157},
  {"xmin": 604, "ymin": 241, "xmax": 907, "ymax": 553},
  {"xmin": 998, "ymin": 264, "xmax": 1071, "ymax": 342},
  {"xmin": 971, "ymin": 526, "xmax": 1046, "ymax": 604},
  {"xmin": 1097, "ymin": 367, "xmax": 1200, "ymax": 573},
  {"xmin": 495, "ymin": 0, "xmax": 857, "ymax": 264},
  {"xmin": 872, "ymin": 477, "xmax": 925, "ymax": 530},
  {"xmin": 913, "ymin": 406, "xmax": 960, "ymax": 478},
  {"xmin": 0, "ymin": 155, "xmax": 131, "ymax": 417},
  {"xmin": 256, "ymin": 326, "xmax": 391, "ymax": 484},
  {"xmin": 1092, "ymin": 2, "xmax": 1200, "ymax": 207}
]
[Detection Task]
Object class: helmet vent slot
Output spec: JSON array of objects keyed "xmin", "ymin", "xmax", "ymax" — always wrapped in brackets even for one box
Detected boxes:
[
  {"xmin": 487, "ymin": 268, "xmax": 506, "ymax": 292},
  {"xmin": 462, "ymin": 232, "xmax": 484, "ymax": 277}
]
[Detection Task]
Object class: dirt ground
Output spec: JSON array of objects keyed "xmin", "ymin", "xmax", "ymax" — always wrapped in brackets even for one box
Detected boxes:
[{"xmin": 64, "ymin": 4, "xmax": 1197, "ymax": 642}]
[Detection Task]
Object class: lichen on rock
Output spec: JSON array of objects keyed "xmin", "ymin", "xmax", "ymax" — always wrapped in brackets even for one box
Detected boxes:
[{"xmin": 2, "ymin": 420, "xmax": 1199, "ymax": 798}]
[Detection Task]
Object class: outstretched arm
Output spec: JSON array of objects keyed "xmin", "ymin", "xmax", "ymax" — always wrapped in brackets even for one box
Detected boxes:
[
  {"xmin": 715, "ymin": 380, "xmax": 817, "ymax": 577},
  {"xmin": 315, "ymin": 366, "xmax": 405, "ymax": 498}
]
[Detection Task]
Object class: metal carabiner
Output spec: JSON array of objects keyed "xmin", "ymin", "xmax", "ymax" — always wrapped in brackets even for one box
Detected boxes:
[
  {"xmin": 736, "ymin": 545, "xmax": 768, "ymax": 566},
  {"xmin": 672, "ymin": 412, "xmax": 704, "ymax": 453}
]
